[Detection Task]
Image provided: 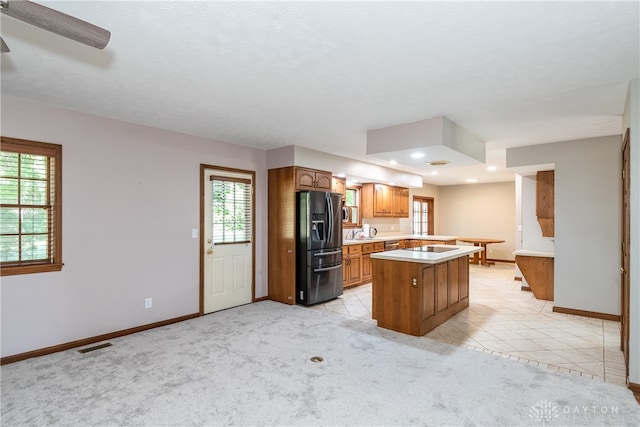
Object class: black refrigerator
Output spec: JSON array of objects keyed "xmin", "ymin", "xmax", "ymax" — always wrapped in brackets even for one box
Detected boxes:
[{"xmin": 296, "ymin": 191, "xmax": 344, "ymax": 305}]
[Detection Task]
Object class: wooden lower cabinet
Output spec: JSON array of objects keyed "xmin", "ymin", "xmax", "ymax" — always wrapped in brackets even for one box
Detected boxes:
[
  {"xmin": 347, "ymin": 242, "xmax": 384, "ymax": 287},
  {"xmin": 343, "ymin": 245, "xmax": 362, "ymax": 288},
  {"xmin": 372, "ymin": 256, "xmax": 470, "ymax": 336}
]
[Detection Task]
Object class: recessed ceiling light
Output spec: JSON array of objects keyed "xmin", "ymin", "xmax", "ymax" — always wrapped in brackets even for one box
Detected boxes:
[
  {"xmin": 389, "ymin": 181, "xmax": 395, "ymax": 186},
  {"xmin": 410, "ymin": 152, "xmax": 425, "ymax": 159},
  {"xmin": 487, "ymin": 165, "xmax": 497, "ymax": 171},
  {"xmin": 336, "ymin": 173, "xmax": 346, "ymax": 178},
  {"xmin": 389, "ymin": 160, "xmax": 397, "ymax": 165},
  {"xmin": 430, "ymin": 171, "xmax": 438, "ymax": 176},
  {"xmin": 465, "ymin": 178, "xmax": 479, "ymax": 183}
]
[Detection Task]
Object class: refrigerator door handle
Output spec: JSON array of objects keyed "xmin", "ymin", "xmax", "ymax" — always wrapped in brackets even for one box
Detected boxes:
[
  {"xmin": 313, "ymin": 264, "xmax": 342, "ymax": 273},
  {"xmin": 326, "ymin": 193, "xmax": 333, "ymax": 243},
  {"xmin": 314, "ymin": 249, "xmax": 342, "ymax": 256}
]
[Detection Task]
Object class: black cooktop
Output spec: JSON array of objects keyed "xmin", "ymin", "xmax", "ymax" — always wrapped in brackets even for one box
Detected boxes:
[{"xmin": 404, "ymin": 246, "xmax": 457, "ymax": 253}]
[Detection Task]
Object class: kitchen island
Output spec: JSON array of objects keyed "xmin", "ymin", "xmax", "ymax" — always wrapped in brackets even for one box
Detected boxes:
[{"xmin": 370, "ymin": 245, "xmax": 482, "ymax": 336}]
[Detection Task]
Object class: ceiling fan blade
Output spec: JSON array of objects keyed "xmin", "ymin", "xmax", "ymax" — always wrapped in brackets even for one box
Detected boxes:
[
  {"xmin": 1, "ymin": 37, "xmax": 9, "ymax": 52},
  {"xmin": 1, "ymin": 0, "xmax": 110, "ymax": 49}
]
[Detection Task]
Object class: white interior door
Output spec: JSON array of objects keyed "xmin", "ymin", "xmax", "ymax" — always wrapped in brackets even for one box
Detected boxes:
[{"xmin": 203, "ymin": 168, "xmax": 254, "ymax": 314}]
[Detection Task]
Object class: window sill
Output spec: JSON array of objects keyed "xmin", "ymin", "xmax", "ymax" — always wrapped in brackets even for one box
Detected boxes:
[{"xmin": 1, "ymin": 263, "xmax": 64, "ymax": 277}]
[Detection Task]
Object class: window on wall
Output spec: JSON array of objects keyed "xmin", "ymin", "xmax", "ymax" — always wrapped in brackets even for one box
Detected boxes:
[
  {"xmin": 413, "ymin": 196, "xmax": 434, "ymax": 235},
  {"xmin": 0, "ymin": 137, "xmax": 63, "ymax": 276},
  {"xmin": 343, "ymin": 185, "xmax": 361, "ymax": 227},
  {"xmin": 210, "ymin": 175, "xmax": 252, "ymax": 244}
]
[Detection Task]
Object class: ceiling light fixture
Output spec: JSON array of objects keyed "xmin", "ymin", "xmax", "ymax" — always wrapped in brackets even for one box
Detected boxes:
[
  {"xmin": 410, "ymin": 152, "xmax": 425, "ymax": 159},
  {"xmin": 465, "ymin": 178, "xmax": 479, "ymax": 183},
  {"xmin": 430, "ymin": 171, "xmax": 438, "ymax": 176},
  {"xmin": 487, "ymin": 165, "xmax": 497, "ymax": 171},
  {"xmin": 427, "ymin": 160, "xmax": 450, "ymax": 166},
  {"xmin": 389, "ymin": 160, "xmax": 397, "ymax": 165}
]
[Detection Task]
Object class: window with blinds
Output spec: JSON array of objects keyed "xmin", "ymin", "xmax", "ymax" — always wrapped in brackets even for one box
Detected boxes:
[
  {"xmin": 1, "ymin": 137, "xmax": 63, "ymax": 276},
  {"xmin": 210, "ymin": 175, "xmax": 252, "ymax": 244}
]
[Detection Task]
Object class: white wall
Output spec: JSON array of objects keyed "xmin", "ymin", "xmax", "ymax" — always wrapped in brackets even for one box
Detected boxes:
[
  {"xmin": 0, "ymin": 96, "xmax": 268, "ymax": 358},
  {"xmin": 438, "ymin": 181, "xmax": 516, "ymax": 261},
  {"xmin": 507, "ymin": 135, "xmax": 622, "ymax": 316}
]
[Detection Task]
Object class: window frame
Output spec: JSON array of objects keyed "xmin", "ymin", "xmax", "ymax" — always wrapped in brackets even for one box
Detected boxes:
[
  {"xmin": 210, "ymin": 175, "xmax": 252, "ymax": 245},
  {"xmin": 1, "ymin": 136, "xmax": 63, "ymax": 276},
  {"xmin": 412, "ymin": 196, "xmax": 434, "ymax": 235},
  {"xmin": 343, "ymin": 184, "xmax": 361, "ymax": 228}
]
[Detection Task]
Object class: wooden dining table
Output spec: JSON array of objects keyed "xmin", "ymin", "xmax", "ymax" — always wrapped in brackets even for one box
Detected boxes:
[{"xmin": 457, "ymin": 237, "xmax": 505, "ymax": 266}]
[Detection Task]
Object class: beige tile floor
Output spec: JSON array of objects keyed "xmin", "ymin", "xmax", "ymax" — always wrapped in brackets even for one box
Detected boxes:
[{"xmin": 309, "ymin": 262, "xmax": 627, "ymax": 386}]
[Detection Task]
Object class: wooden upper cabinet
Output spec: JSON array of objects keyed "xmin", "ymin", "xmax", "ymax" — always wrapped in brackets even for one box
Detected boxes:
[
  {"xmin": 295, "ymin": 167, "xmax": 332, "ymax": 191},
  {"xmin": 332, "ymin": 176, "xmax": 346, "ymax": 199},
  {"xmin": 362, "ymin": 183, "xmax": 409, "ymax": 218},
  {"xmin": 392, "ymin": 187, "xmax": 409, "ymax": 217},
  {"xmin": 536, "ymin": 170, "xmax": 554, "ymax": 237}
]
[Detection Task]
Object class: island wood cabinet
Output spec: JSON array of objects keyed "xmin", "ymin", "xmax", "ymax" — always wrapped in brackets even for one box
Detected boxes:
[
  {"xmin": 361, "ymin": 183, "xmax": 410, "ymax": 218},
  {"xmin": 372, "ymin": 256, "xmax": 470, "ymax": 336},
  {"xmin": 343, "ymin": 244, "xmax": 362, "ymax": 288},
  {"xmin": 295, "ymin": 167, "xmax": 332, "ymax": 191}
]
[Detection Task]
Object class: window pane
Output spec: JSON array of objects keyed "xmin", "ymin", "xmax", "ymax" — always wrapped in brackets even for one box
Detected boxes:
[
  {"xmin": 21, "ymin": 208, "xmax": 48, "ymax": 233},
  {"xmin": 20, "ymin": 179, "xmax": 47, "ymax": 205},
  {"xmin": 0, "ymin": 152, "xmax": 19, "ymax": 177},
  {"xmin": 20, "ymin": 154, "xmax": 47, "ymax": 179},
  {"xmin": 0, "ymin": 235, "xmax": 19, "ymax": 262},
  {"xmin": 211, "ymin": 178, "xmax": 251, "ymax": 244},
  {"xmin": 21, "ymin": 234, "xmax": 48, "ymax": 261},
  {"xmin": 0, "ymin": 178, "xmax": 18, "ymax": 204},
  {"xmin": 345, "ymin": 189, "xmax": 355, "ymax": 205},
  {"xmin": 0, "ymin": 207, "xmax": 19, "ymax": 234}
]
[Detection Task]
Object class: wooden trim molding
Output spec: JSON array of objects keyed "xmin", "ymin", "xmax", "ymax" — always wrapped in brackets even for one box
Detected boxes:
[
  {"xmin": 1, "ymin": 312, "xmax": 199, "ymax": 365},
  {"xmin": 628, "ymin": 382, "xmax": 640, "ymax": 404},
  {"xmin": 254, "ymin": 296, "xmax": 269, "ymax": 302},
  {"xmin": 553, "ymin": 306, "xmax": 621, "ymax": 322},
  {"xmin": 487, "ymin": 258, "xmax": 515, "ymax": 264}
]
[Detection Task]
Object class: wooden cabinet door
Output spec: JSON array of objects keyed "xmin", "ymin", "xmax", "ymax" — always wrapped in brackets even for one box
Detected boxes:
[
  {"xmin": 373, "ymin": 184, "xmax": 392, "ymax": 216},
  {"xmin": 361, "ymin": 253, "xmax": 372, "ymax": 282},
  {"xmin": 295, "ymin": 168, "xmax": 317, "ymax": 190},
  {"xmin": 447, "ymin": 258, "xmax": 459, "ymax": 305},
  {"xmin": 393, "ymin": 187, "xmax": 409, "ymax": 217},
  {"xmin": 435, "ymin": 262, "xmax": 448, "ymax": 313},
  {"xmin": 347, "ymin": 254, "xmax": 362, "ymax": 285},
  {"xmin": 332, "ymin": 176, "xmax": 346, "ymax": 199},
  {"xmin": 459, "ymin": 255, "xmax": 469, "ymax": 300},
  {"xmin": 315, "ymin": 171, "xmax": 333, "ymax": 191},
  {"xmin": 421, "ymin": 265, "xmax": 436, "ymax": 320}
]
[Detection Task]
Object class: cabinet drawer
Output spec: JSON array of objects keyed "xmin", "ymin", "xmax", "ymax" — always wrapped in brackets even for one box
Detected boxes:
[
  {"xmin": 347, "ymin": 245, "xmax": 362, "ymax": 255},
  {"xmin": 374, "ymin": 242, "xmax": 385, "ymax": 251},
  {"xmin": 362, "ymin": 243, "xmax": 375, "ymax": 254}
]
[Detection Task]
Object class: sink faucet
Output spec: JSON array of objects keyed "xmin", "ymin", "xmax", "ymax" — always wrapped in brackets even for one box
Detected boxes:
[{"xmin": 348, "ymin": 228, "xmax": 363, "ymax": 239}]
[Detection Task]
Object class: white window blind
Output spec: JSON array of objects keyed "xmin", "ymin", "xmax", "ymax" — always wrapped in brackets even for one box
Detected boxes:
[{"xmin": 210, "ymin": 175, "xmax": 252, "ymax": 244}]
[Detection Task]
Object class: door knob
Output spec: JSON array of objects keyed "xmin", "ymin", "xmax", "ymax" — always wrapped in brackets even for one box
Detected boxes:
[{"xmin": 207, "ymin": 249, "xmax": 213, "ymax": 254}]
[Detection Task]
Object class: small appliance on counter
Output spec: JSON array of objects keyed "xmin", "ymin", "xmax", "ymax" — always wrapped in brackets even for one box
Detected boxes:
[{"xmin": 296, "ymin": 190, "xmax": 343, "ymax": 305}]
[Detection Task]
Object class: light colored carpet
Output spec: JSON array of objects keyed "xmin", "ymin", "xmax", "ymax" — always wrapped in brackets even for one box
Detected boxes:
[{"xmin": 2, "ymin": 300, "xmax": 638, "ymax": 426}]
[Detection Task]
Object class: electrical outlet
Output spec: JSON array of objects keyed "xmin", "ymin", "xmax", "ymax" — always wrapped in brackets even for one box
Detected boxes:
[{"xmin": 145, "ymin": 297, "xmax": 152, "ymax": 309}]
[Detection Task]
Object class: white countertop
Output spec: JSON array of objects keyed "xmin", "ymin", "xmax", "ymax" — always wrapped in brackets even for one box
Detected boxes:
[
  {"xmin": 344, "ymin": 234, "xmax": 459, "ymax": 245},
  {"xmin": 513, "ymin": 249, "xmax": 555, "ymax": 258},
  {"xmin": 370, "ymin": 245, "xmax": 482, "ymax": 264}
]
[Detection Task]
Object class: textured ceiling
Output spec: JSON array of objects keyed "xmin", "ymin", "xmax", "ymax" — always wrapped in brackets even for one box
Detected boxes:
[{"xmin": 1, "ymin": 1, "xmax": 638, "ymax": 185}]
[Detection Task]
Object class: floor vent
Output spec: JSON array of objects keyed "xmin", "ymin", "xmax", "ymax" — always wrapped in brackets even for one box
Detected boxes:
[{"xmin": 78, "ymin": 342, "xmax": 112, "ymax": 354}]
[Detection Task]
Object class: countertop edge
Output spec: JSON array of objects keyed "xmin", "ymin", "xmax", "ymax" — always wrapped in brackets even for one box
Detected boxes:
[
  {"xmin": 513, "ymin": 250, "xmax": 555, "ymax": 258},
  {"xmin": 370, "ymin": 245, "xmax": 482, "ymax": 264}
]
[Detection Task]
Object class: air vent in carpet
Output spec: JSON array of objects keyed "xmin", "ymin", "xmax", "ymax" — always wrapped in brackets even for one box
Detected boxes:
[{"xmin": 78, "ymin": 343, "xmax": 112, "ymax": 354}]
